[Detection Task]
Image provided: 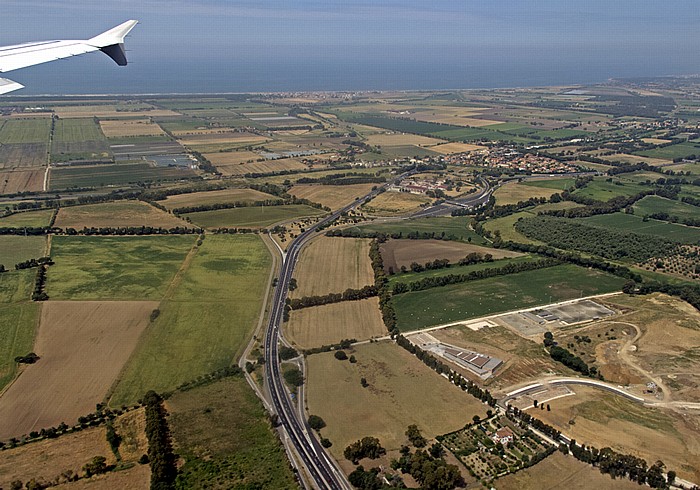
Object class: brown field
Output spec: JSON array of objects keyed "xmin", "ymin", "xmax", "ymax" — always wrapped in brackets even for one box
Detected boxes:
[
  {"xmin": 0, "ymin": 301, "xmax": 158, "ymax": 439},
  {"xmin": 494, "ymin": 182, "xmax": 559, "ymax": 205},
  {"xmin": 601, "ymin": 153, "xmax": 671, "ymax": 166},
  {"xmin": 205, "ymin": 154, "xmax": 308, "ymax": 176},
  {"xmin": 364, "ymin": 133, "xmax": 444, "ymax": 147},
  {"xmin": 306, "ymin": 341, "xmax": 487, "ymax": 459},
  {"xmin": 99, "ymin": 118, "xmax": 166, "ymax": 138},
  {"xmin": 0, "ymin": 408, "xmax": 148, "ymax": 489},
  {"xmin": 285, "ymin": 297, "xmax": 385, "ymax": 349},
  {"xmin": 362, "ymin": 191, "xmax": 432, "ymax": 215},
  {"xmin": 157, "ymin": 187, "xmax": 278, "ymax": 209},
  {"xmin": 429, "ymin": 142, "xmax": 488, "ymax": 154},
  {"xmin": 380, "ymin": 239, "xmax": 522, "ymax": 272},
  {"xmin": 641, "ymin": 138, "xmax": 673, "ymax": 145},
  {"xmin": 53, "ymin": 107, "xmax": 179, "ymax": 119},
  {"xmin": 535, "ymin": 386, "xmax": 700, "ymax": 481},
  {"xmin": 292, "ymin": 236, "xmax": 374, "ymax": 297},
  {"xmin": 177, "ymin": 131, "xmax": 267, "ymax": 147},
  {"xmin": 289, "ymin": 183, "xmax": 376, "ymax": 210},
  {"xmin": 0, "ymin": 168, "xmax": 44, "ymax": 194},
  {"xmin": 199, "ymin": 150, "xmax": 260, "ymax": 165},
  {"xmin": 495, "ymin": 451, "xmax": 643, "ymax": 490},
  {"xmin": 54, "ymin": 201, "xmax": 189, "ymax": 229}
]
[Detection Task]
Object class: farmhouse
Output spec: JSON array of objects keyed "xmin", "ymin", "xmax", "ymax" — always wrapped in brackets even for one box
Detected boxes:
[{"xmin": 490, "ymin": 427, "xmax": 515, "ymax": 446}]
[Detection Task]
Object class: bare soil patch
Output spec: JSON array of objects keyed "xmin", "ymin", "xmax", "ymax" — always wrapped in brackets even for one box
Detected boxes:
[
  {"xmin": 0, "ymin": 169, "xmax": 44, "ymax": 194},
  {"xmin": 54, "ymin": 201, "xmax": 189, "ymax": 229},
  {"xmin": 0, "ymin": 301, "xmax": 157, "ymax": 439}
]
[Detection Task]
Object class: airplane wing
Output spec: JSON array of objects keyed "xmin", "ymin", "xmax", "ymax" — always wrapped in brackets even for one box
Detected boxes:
[{"xmin": 0, "ymin": 20, "xmax": 138, "ymax": 94}]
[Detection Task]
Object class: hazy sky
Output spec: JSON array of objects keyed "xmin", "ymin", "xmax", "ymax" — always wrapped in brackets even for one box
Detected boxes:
[{"xmin": 2, "ymin": 1, "xmax": 700, "ymax": 93}]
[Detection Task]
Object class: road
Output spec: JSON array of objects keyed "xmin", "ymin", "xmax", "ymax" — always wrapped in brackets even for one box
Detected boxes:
[
  {"xmin": 411, "ymin": 176, "xmax": 493, "ymax": 218},
  {"xmin": 262, "ymin": 171, "xmax": 413, "ymax": 490}
]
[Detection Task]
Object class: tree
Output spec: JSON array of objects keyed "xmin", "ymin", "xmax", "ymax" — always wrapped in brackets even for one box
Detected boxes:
[
  {"xmin": 308, "ymin": 415, "xmax": 326, "ymax": 431},
  {"xmin": 83, "ymin": 456, "xmax": 109, "ymax": 477},
  {"xmin": 283, "ymin": 367, "xmax": 304, "ymax": 387},
  {"xmin": 405, "ymin": 425, "xmax": 427, "ymax": 448},
  {"xmin": 349, "ymin": 355, "xmax": 357, "ymax": 363},
  {"xmin": 279, "ymin": 346, "xmax": 298, "ymax": 360},
  {"xmin": 360, "ymin": 377, "xmax": 368, "ymax": 388},
  {"xmin": 472, "ymin": 415, "xmax": 480, "ymax": 424},
  {"xmin": 334, "ymin": 350, "xmax": 348, "ymax": 360}
]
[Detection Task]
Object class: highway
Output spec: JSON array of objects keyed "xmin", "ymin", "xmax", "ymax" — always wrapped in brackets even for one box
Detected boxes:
[
  {"xmin": 411, "ymin": 176, "xmax": 493, "ymax": 218},
  {"xmin": 262, "ymin": 172, "xmax": 413, "ymax": 489}
]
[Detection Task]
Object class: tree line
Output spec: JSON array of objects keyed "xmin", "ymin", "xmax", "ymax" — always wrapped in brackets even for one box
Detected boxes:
[
  {"xmin": 143, "ymin": 391, "xmax": 177, "ymax": 490},
  {"xmin": 15, "ymin": 256, "xmax": 53, "ymax": 270},
  {"xmin": 369, "ymin": 239, "xmax": 398, "ymax": 333},
  {"xmin": 286, "ymin": 285, "xmax": 378, "ymax": 311},
  {"xmin": 326, "ymin": 227, "xmax": 462, "ymax": 242}
]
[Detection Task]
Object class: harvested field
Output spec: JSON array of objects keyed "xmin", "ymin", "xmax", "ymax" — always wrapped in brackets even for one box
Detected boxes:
[
  {"xmin": 197, "ymin": 150, "xmax": 259, "ymax": 165},
  {"xmin": 364, "ymin": 133, "xmax": 444, "ymax": 147},
  {"xmin": 0, "ymin": 168, "xmax": 44, "ymax": 193},
  {"xmin": 494, "ymin": 181, "xmax": 560, "ymax": 205},
  {"xmin": 206, "ymin": 155, "xmax": 308, "ymax": 176},
  {"xmin": 99, "ymin": 118, "xmax": 166, "ymax": 137},
  {"xmin": 0, "ymin": 301, "xmax": 157, "ymax": 439},
  {"xmin": 54, "ymin": 201, "xmax": 189, "ymax": 229},
  {"xmin": 362, "ymin": 191, "xmax": 432, "ymax": 215},
  {"xmin": 157, "ymin": 187, "xmax": 279, "ymax": 209},
  {"xmin": 286, "ymin": 297, "xmax": 385, "ymax": 349},
  {"xmin": 380, "ymin": 239, "xmax": 521, "ymax": 272},
  {"xmin": 306, "ymin": 341, "xmax": 487, "ymax": 459},
  {"xmin": 0, "ymin": 209, "xmax": 53, "ymax": 228},
  {"xmin": 177, "ymin": 131, "xmax": 267, "ymax": 147},
  {"xmin": 183, "ymin": 204, "xmax": 324, "ymax": 229},
  {"xmin": 0, "ymin": 143, "xmax": 48, "ymax": 168},
  {"xmin": 429, "ymin": 142, "xmax": 487, "ymax": 154},
  {"xmin": 0, "ymin": 409, "xmax": 149, "ymax": 489},
  {"xmin": 292, "ymin": 237, "xmax": 373, "ymax": 297},
  {"xmin": 289, "ymin": 183, "xmax": 376, "ymax": 210}
]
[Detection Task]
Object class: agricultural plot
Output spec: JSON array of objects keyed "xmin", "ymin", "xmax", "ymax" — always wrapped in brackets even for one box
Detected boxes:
[
  {"xmin": 292, "ymin": 237, "xmax": 373, "ymax": 297},
  {"xmin": 99, "ymin": 118, "xmax": 166, "ymax": 137},
  {"xmin": 361, "ymin": 191, "xmax": 432, "ymax": 215},
  {"xmin": 600, "ymin": 153, "xmax": 670, "ymax": 167},
  {"xmin": 364, "ymin": 132, "xmax": 444, "ymax": 147},
  {"xmin": 0, "ymin": 235, "xmax": 46, "ymax": 266},
  {"xmin": 305, "ymin": 341, "xmax": 487, "ymax": 458},
  {"xmin": 0, "ymin": 209, "xmax": 53, "ymax": 228},
  {"xmin": 157, "ymin": 187, "xmax": 280, "ymax": 209},
  {"xmin": 50, "ymin": 118, "xmax": 110, "ymax": 163},
  {"xmin": 350, "ymin": 216, "xmax": 486, "ymax": 243},
  {"xmin": 429, "ymin": 142, "xmax": 487, "ymax": 154},
  {"xmin": 520, "ymin": 177, "xmax": 576, "ymax": 190},
  {"xmin": 205, "ymin": 153, "xmax": 308, "ymax": 176},
  {"xmin": 632, "ymin": 195, "xmax": 700, "ymax": 221},
  {"xmin": 177, "ymin": 131, "xmax": 268, "ymax": 151},
  {"xmin": 0, "ymin": 143, "xmax": 48, "ymax": 169},
  {"xmin": 636, "ymin": 141, "xmax": 700, "ymax": 160},
  {"xmin": 110, "ymin": 235, "xmax": 271, "ymax": 404},
  {"xmin": 0, "ymin": 301, "xmax": 157, "ymax": 439},
  {"xmin": 168, "ymin": 376, "xmax": 298, "ymax": 489},
  {"xmin": 0, "ymin": 118, "xmax": 51, "ymax": 144},
  {"xmin": 183, "ymin": 204, "xmax": 325, "ymax": 229},
  {"xmin": 483, "ymin": 211, "xmax": 542, "ymax": 244},
  {"xmin": 289, "ymin": 183, "xmax": 376, "ymax": 210},
  {"xmin": 51, "ymin": 106, "xmax": 179, "ymax": 119},
  {"xmin": 0, "ymin": 168, "xmax": 44, "ymax": 194},
  {"xmin": 46, "ymin": 235, "xmax": 194, "ymax": 300},
  {"xmin": 580, "ymin": 213, "xmax": 700, "ymax": 244},
  {"xmin": 392, "ymin": 264, "xmax": 626, "ymax": 330},
  {"xmin": 54, "ymin": 201, "xmax": 189, "ymax": 229},
  {"xmin": 49, "ymin": 162, "xmax": 197, "ymax": 190},
  {"xmin": 493, "ymin": 182, "xmax": 560, "ymax": 205},
  {"xmin": 572, "ymin": 179, "xmax": 648, "ymax": 201}
]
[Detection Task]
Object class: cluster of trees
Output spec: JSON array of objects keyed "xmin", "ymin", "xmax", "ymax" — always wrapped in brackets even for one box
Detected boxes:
[
  {"xmin": 142, "ymin": 183, "xmax": 228, "ymax": 202},
  {"xmin": 64, "ymin": 226, "xmax": 201, "ymax": 236},
  {"xmin": 514, "ymin": 216, "xmax": 677, "ymax": 262},
  {"xmin": 392, "ymin": 258, "xmax": 560, "ymax": 294},
  {"xmin": 369, "ymin": 239, "xmax": 397, "ymax": 333},
  {"xmin": 392, "ymin": 447, "xmax": 463, "ymax": 490},
  {"xmin": 296, "ymin": 172, "xmax": 385, "ymax": 186},
  {"xmin": 211, "ymin": 227, "xmax": 258, "ymax": 235},
  {"xmin": 347, "ymin": 466, "xmax": 388, "ymax": 490},
  {"xmin": 506, "ymin": 406, "xmax": 561, "ymax": 441},
  {"xmin": 326, "ymin": 228, "xmax": 461, "ymax": 242},
  {"xmin": 540, "ymin": 191, "xmax": 654, "ymax": 219},
  {"xmin": 15, "ymin": 256, "xmax": 53, "ymax": 270},
  {"xmin": 403, "ymin": 258, "xmax": 451, "ymax": 274},
  {"xmin": 283, "ymin": 367, "xmax": 304, "ymax": 387},
  {"xmin": 279, "ymin": 346, "xmax": 298, "ymax": 361},
  {"xmin": 14, "ymin": 352, "xmax": 40, "ymax": 364},
  {"xmin": 548, "ymin": 345, "xmax": 595, "ymax": 377},
  {"xmin": 143, "ymin": 391, "xmax": 177, "ymax": 490},
  {"xmin": 302, "ymin": 338, "xmax": 355, "ymax": 356},
  {"xmin": 286, "ymin": 285, "xmax": 378, "ymax": 310},
  {"xmin": 171, "ymin": 199, "xmax": 284, "ymax": 215},
  {"xmin": 32, "ymin": 265, "xmax": 49, "ymax": 301},
  {"xmin": 405, "ymin": 425, "xmax": 427, "ymax": 448},
  {"xmin": 474, "ymin": 196, "xmax": 549, "ymax": 220},
  {"xmin": 243, "ymin": 164, "xmax": 354, "ymax": 180},
  {"xmin": 344, "ymin": 437, "xmax": 386, "ymax": 464},
  {"xmin": 682, "ymin": 196, "xmax": 700, "ymax": 207}
]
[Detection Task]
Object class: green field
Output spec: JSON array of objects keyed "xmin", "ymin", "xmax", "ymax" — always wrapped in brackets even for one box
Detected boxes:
[
  {"xmin": 520, "ymin": 178, "xmax": 576, "ymax": 190},
  {"xmin": 46, "ymin": 235, "xmax": 195, "ymax": 300},
  {"xmin": 573, "ymin": 178, "xmax": 648, "ymax": 201},
  {"xmin": 392, "ymin": 264, "xmax": 626, "ymax": 330},
  {"xmin": 0, "ymin": 119, "xmax": 51, "ymax": 144},
  {"xmin": 636, "ymin": 141, "xmax": 700, "ymax": 160},
  {"xmin": 110, "ymin": 234, "xmax": 271, "ymax": 404},
  {"xmin": 580, "ymin": 213, "xmax": 700, "ymax": 244},
  {"xmin": 49, "ymin": 162, "xmax": 197, "ymax": 189},
  {"xmin": 633, "ymin": 195, "xmax": 700, "ymax": 221},
  {"xmin": 0, "ymin": 271, "xmax": 39, "ymax": 390},
  {"xmin": 483, "ymin": 212, "xmax": 542, "ymax": 244},
  {"xmin": 0, "ymin": 235, "xmax": 46, "ymax": 267},
  {"xmin": 183, "ymin": 204, "xmax": 325, "ymax": 228},
  {"xmin": 348, "ymin": 216, "xmax": 487, "ymax": 243},
  {"xmin": 50, "ymin": 118, "xmax": 110, "ymax": 162},
  {"xmin": 0, "ymin": 209, "xmax": 54, "ymax": 228},
  {"xmin": 169, "ymin": 376, "xmax": 298, "ymax": 489}
]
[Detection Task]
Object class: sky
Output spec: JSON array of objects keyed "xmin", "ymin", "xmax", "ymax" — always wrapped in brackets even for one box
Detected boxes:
[{"xmin": 2, "ymin": 1, "xmax": 700, "ymax": 94}]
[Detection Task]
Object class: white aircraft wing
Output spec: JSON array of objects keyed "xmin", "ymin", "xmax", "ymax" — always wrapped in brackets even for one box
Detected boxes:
[{"xmin": 0, "ymin": 20, "xmax": 138, "ymax": 94}]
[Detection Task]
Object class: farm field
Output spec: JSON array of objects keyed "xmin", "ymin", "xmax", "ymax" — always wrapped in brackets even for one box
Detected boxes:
[
  {"xmin": 292, "ymin": 236, "xmax": 373, "ymax": 297},
  {"xmin": 177, "ymin": 131, "xmax": 267, "ymax": 149},
  {"xmin": 364, "ymin": 132, "xmax": 444, "ymax": 147},
  {"xmin": 110, "ymin": 235, "xmax": 271, "ymax": 405},
  {"xmin": 0, "ymin": 168, "xmax": 45, "ymax": 193},
  {"xmin": 0, "ymin": 142, "xmax": 48, "ymax": 168},
  {"xmin": 350, "ymin": 216, "xmax": 487, "ymax": 243},
  {"xmin": 493, "ymin": 182, "xmax": 559, "ymax": 205},
  {"xmin": 633, "ymin": 195, "xmax": 700, "ymax": 221},
  {"xmin": 0, "ymin": 209, "xmax": 53, "ymax": 228},
  {"xmin": 50, "ymin": 118, "xmax": 109, "ymax": 163},
  {"xmin": 183, "ymin": 204, "xmax": 325, "ymax": 228},
  {"xmin": 0, "ymin": 118, "xmax": 51, "ymax": 144},
  {"xmin": 167, "ymin": 376, "xmax": 298, "ymax": 489},
  {"xmin": 51, "ymin": 106, "xmax": 180, "ymax": 119},
  {"xmin": 99, "ymin": 118, "xmax": 166, "ymax": 137},
  {"xmin": 536, "ymin": 386, "xmax": 700, "ymax": 481},
  {"xmin": 483, "ymin": 211, "xmax": 542, "ymax": 244},
  {"xmin": 572, "ymin": 178, "xmax": 648, "ymax": 201},
  {"xmin": 46, "ymin": 235, "xmax": 194, "ymax": 300},
  {"xmin": 0, "ymin": 235, "xmax": 46, "ymax": 266},
  {"xmin": 0, "ymin": 409, "xmax": 149, "ymax": 489},
  {"xmin": 49, "ymin": 162, "xmax": 197, "ymax": 190},
  {"xmin": 520, "ymin": 177, "xmax": 576, "ymax": 190},
  {"xmin": 305, "ymin": 341, "xmax": 487, "ymax": 459},
  {"xmin": 207, "ymin": 155, "xmax": 308, "ymax": 176},
  {"xmin": 289, "ymin": 183, "xmax": 376, "ymax": 210},
  {"xmin": 0, "ymin": 301, "xmax": 157, "ymax": 439},
  {"xmin": 429, "ymin": 142, "xmax": 487, "ymax": 154},
  {"xmin": 636, "ymin": 141, "xmax": 700, "ymax": 160},
  {"xmin": 361, "ymin": 191, "xmax": 432, "ymax": 215},
  {"xmin": 579, "ymin": 213, "xmax": 700, "ymax": 244},
  {"xmin": 392, "ymin": 264, "xmax": 626, "ymax": 330},
  {"xmin": 157, "ymin": 187, "xmax": 280, "ymax": 209},
  {"xmin": 54, "ymin": 201, "xmax": 189, "ymax": 229},
  {"xmin": 285, "ymin": 297, "xmax": 385, "ymax": 349},
  {"xmin": 380, "ymin": 239, "xmax": 521, "ymax": 273}
]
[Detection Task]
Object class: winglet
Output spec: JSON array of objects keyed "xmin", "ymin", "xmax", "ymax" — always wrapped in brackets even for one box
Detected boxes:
[
  {"xmin": 0, "ymin": 78, "xmax": 24, "ymax": 95},
  {"xmin": 88, "ymin": 20, "xmax": 138, "ymax": 66}
]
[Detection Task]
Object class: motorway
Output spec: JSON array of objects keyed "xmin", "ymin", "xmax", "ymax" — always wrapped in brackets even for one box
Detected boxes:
[{"xmin": 262, "ymin": 172, "xmax": 413, "ymax": 490}]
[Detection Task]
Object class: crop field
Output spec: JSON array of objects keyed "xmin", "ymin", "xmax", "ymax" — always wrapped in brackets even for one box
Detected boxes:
[
  {"xmin": 110, "ymin": 235, "xmax": 271, "ymax": 404},
  {"xmin": 483, "ymin": 211, "xmax": 542, "ymax": 244},
  {"xmin": 429, "ymin": 142, "xmax": 487, "ymax": 154},
  {"xmin": 52, "ymin": 118, "xmax": 104, "ymax": 142},
  {"xmin": 350, "ymin": 216, "xmax": 487, "ymax": 243},
  {"xmin": 580, "ymin": 213, "xmax": 700, "ymax": 244},
  {"xmin": 0, "ymin": 235, "xmax": 46, "ymax": 266},
  {"xmin": 364, "ymin": 132, "xmax": 444, "ymax": 147},
  {"xmin": 520, "ymin": 177, "xmax": 576, "ymax": 190},
  {"xmin": 0, "ymin": 143, "xmax": 48, "ymax": 168},
  {"xmin": 49, "ymin": 162, "xmax": 197, "ymax": 190},
  {"xmin": 0, "ymin": 301, "xmax": 157, "ymax": 439},
  {"xmin": 54, "ymin": 201, "xmax": 189, "ymax": 229},
  {"xmin": 536, "ymin": 386, "xmax": 700, "ymax": 481},
  {"xmin": 289, "ymin": 183, "xmax": 376, "ymax": 210},
  {"xmin": 0, "ymin": 168, "xmax": 44, "ymax": 194},
  {"xmin": 292, "ymin": 237, "xmax": 373, "ymax": 297},
  {"xmin": 183, "ymin": 204, "xmax": 325, "ymax": 228},
  {"xmin": 362, "ymin": 191, "xmax": 432, "ymax": 215},
  {"xmin": 305, "ymin": 341, "xmax": 487, "ymax": 458},
  {"xmin": 0, "ymin": 209, "xmax": 53, "ymax": 228},
  {"xmin": 46, "ymin": 235, "xmax": 194, "ymax": 300},
  {"xmin": 50, "ymin": 118, "xmax": 110, "ymax": 162},
  {"xmin": 286, "ymin": 297, "xmax": 385, "ymax": 348},
  {"xmin": 157, "ymin": 187, "xmax": 279, "ymax": 209},
  {"xmin": 197, "ymin": 149, "xmax": 259, "ymax": 165},
  {"xmin": 205, "ymin": 153, "xmax": 308, "ymax": 175},
  {"xmin": 167, "ymin": 376, "xmax": 298, "ymax": 489},
  {"xmin": 0, "ymin": 118, "xmax": 51, "ymax": 144},
  {"xmin": 636, "ymin": 141, "xmax": 700, "ymax": 160},
  {"xmin": 380, "ymin": 239, "xmax": 521, "ymax": 272},
  {"xmin": 600, "ymin": 153, "xmax": 670, "ymax": 167},
  {"xmin": 493, "ymin": 182, "xmax": 560, "ymax": 205},
  {"xmin": 99, "ymin": 118, "xmax": 166, "ymax": 137},
  {"xmin": 0, "ymin": 409, "xmax": 149, "ymax": 489},
  {"xmin": 392, "ymin": 264, "xmax": 626, "ymax": 330},
  {"xmin": 177, "ymin": 131, "xmax": 268, "ymax": 148},
  {"xmin": 633, "ymin": 195, "xmax": 700, "ymax": 221},
  {"xmin": 573, "ymin": 179, "xmax": 648, "ymax": 201},
  {"xmin": 51, "ymin": 106, "xmax": 180, "ymax": 118}
]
